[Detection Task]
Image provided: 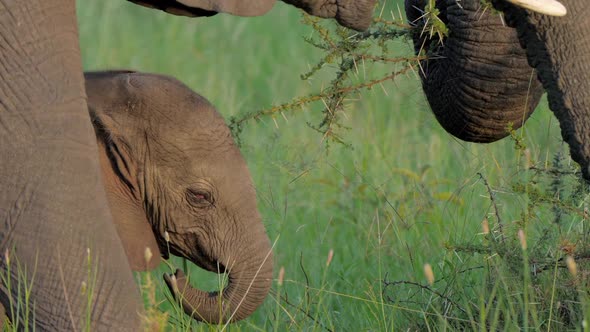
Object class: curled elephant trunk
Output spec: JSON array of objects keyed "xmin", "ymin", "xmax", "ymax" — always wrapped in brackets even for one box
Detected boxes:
[
  {"xmin": 405, "ymin": 0, "xmax": 544, "ymax": 143},
  {"xmin": 164, "ymin": 227, "xmax": 273, "ymax": 323}
]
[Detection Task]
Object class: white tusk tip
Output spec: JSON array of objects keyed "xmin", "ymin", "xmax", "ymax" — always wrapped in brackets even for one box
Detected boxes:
[{"xmin": 505, "ymin": 0, "xmax": 567, "ymax": 16}]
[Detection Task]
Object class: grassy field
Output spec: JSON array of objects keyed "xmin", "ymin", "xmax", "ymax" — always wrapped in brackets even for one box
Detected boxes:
[{"xmin": 77, "ymin": 1, "xmax": 589, "ymax": 330}]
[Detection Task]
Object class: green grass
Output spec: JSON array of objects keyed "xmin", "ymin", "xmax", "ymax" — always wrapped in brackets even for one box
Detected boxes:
[{"xmin": 75, "ymin": 0, "xmax": 590, "ymax": 330}]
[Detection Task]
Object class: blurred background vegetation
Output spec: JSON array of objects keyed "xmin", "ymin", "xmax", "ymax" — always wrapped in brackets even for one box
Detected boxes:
[{"xmin": 77, "ymin": 0, "xmax": 589, "ymax": 330}]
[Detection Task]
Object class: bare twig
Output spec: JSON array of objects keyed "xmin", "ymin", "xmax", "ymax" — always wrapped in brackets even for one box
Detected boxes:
[
  {"xmin": 382, "ymin": 277, "xmax": 468, "ymax": 316},
  {"xmin": 478, "ymin": 173, "xmax": 505, "ymax": 242}
]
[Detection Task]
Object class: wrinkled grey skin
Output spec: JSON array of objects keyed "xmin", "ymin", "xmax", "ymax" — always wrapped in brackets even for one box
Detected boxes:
[
  {"xmin": 1, "ymin": 2, "xmax": 141, "ymax": 330},
  {"xmin": 131, "ymin": 0, "xmax": 376, "ymax": 31},
  {"xmin": 0, "ymin": 0, "xmax": 373, "ymax": 330},
  {"xmin": 86, "ymin": 71, "xmax": 273, "ymax": 323},
  {"xmin": 494, "ymin": 0, "xmax": 590, "ymax": 180},
  {"xmin": 405, "ymin": 0, "xmax": 544, "ymax": 143},
  {"xmin": 0, "ymin": 69, "xmax": 273, "ymax": 328},
  {"xmin": 281, "ymin": 0, "xmax": 376, "ymax": 31},
  {"xmin": 406, "ymin": 0, "xmax": 590, "ymax": 180}
]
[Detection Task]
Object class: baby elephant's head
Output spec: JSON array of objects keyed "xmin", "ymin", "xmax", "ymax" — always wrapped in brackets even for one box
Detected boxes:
[{"xmin": 85, "ymin": 71, "xmax": 272, "ymax": 323}]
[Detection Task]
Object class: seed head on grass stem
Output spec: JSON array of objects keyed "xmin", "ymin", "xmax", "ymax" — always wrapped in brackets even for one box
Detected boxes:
[
  {"xmin": 278, "ymin": 267, "xmax": 285, "ymax": 286},
  {"xmin": 518, "ymin": 229, "xmax": 527, "ymax": 251},
  {"xmin": 566, "ymin": 256, "xmax": 577, "ymax": 278},
  {"xmin": 326, "ymin": 249, "xmax": 334, "ymax": 267},
  {"xmin": 482, "ymin": 218, "xmax": 490, "ymax": 235},
  {"xmin": 423, "ymin": 264, "xmax": 435, "ymax": 286},
  {"xmin": 144, "ymin": 247, "xmax": 153, "ymax": 266}
]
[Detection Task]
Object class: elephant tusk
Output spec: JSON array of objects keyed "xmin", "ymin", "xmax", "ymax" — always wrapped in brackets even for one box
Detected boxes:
[{"xmin": 504, "ymin": 0, "xmax": 567, "ymax": 16}]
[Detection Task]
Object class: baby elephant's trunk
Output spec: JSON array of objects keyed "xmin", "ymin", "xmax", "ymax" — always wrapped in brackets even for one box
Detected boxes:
[{"xmin": 164, "ymin": 223, "xmax": 273, "ymax": 323}]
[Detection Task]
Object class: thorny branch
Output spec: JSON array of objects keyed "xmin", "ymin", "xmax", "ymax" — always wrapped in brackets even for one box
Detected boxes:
[
  {"xmin": 382, "ymin": 275, "xmax": 468, "ymax": 316},
  {"xmin": 229, "ymin": 13, "xmax": 425, "ymax": 145},
  {"xmin": 478, "ymin": 172, "xmax": 505, "ymax": 242}
]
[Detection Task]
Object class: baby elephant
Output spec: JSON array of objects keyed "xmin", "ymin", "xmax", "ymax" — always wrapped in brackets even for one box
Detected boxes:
[{"xmin": 85, "ymin": 71, "xmax": 273, "ymax": 323}]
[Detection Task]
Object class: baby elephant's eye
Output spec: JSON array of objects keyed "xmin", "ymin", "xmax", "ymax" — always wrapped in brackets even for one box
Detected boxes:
[{"xmin": 186, "ymin": 189, "xmax": 213, "ymax": 208}]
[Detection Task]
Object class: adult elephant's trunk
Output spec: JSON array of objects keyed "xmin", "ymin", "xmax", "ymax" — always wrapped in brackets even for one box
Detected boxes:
[
  {"xmin": 494, "ymin": 0, "xmax": 590, "ymax": 180},
  {"xmin": 405, "ymin": 0, "xmax": 544, "ymax": 142},
  {"xmin": 164, "ymin": 220, "xmax": 273, "ymax": 323}
]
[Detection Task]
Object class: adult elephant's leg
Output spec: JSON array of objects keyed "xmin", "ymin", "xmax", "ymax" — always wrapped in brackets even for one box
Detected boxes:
[
  {"xmin": 0, "ymin": 1, "xmax": 141, "ymax": 330},
  {"xmin": 496, "ymin": 0, "xmax": 590, "ymax": 180}
]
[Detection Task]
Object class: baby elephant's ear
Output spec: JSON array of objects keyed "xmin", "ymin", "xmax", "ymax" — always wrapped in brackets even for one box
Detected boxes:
[{"xmin": 127, "ymin": 0, "xmax": 276, "ymax": 17}]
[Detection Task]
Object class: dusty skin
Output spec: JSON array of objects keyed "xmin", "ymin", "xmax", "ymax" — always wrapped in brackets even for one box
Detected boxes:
[
  {"xmin": 0, "ymin": 1, "xmax": 376, "ymax": 330},
  {"xmin": 405, "ymin": 0, "xmax": 590, "ymax": 180},
  {"xmin": 0, "ymin": 0, "xmax": 588, "ymax": 330},
  {"xmin": 86, "ymin": 70, "xmax": 274, "ymax": 323}
]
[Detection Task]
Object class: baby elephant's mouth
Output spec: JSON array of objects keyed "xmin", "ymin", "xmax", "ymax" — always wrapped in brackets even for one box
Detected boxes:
[
  {"xmin": 160, "ymin": 230, "xmax": 227, "ymax": 274},
  {"xmin": 158, "ymin": 236, "xmax": 273, "ymax": 324}
]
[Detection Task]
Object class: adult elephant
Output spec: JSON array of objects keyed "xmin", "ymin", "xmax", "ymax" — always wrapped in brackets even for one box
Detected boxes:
[
  {"xmin": 405, "ymin": 0, "xmax": 590, "ymax": 180},
  {"xmin": 0, "ymin": 0, "xmax": 375, "ymax": 330}
]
